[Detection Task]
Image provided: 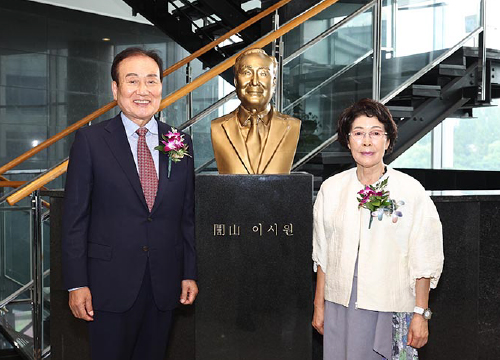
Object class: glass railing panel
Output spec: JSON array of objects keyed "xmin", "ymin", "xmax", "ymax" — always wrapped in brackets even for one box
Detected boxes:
[
  {"xmin": 41, "ymin": 203, "xmax": 50, "ymax": 351},
  {"xmin": 281, "ymin": 5, "xmax": 373, "ymax": 160},
  {"xmin": 283, "ymin": 4, "xmax": 373, "ymax": 108},
  {"xmin": 0, "ymin": 299, "xmax": 34, "ymax": 360},
  {"xmin": 286, "ymin": 55, "xmax": 373, "ymax": 160},
  {"xmin": 380, "ymin": 0, "xmax": 482, "ymax": 100},
  {"xmin": 0, "ymin": 197, "xmax": 34, "ymax": 359},
  {"xmin": 283, "ymin": 0, "xmax": 373, "ymax": 58},
  {"xmin": 0, "ymin": 206, "xmax": 32, "ymax": 302},
  {"xmin": 189, "ymin": 85, "xmax": 240, "ymax": 171}
]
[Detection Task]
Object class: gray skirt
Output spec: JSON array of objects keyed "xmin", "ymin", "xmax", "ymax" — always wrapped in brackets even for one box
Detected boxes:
[
  {"xmin": 323, "ymin": 271, "xmax": 392, "ymax": 359},
  {"xmin": 323, "ymin": 262, "xmax": 418, "ymax": 360}
]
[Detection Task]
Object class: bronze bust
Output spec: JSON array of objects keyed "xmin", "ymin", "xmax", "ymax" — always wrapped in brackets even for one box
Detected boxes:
[{"xmin": 211, "ymin": 48, "xmax": 301, "ymax": 174}]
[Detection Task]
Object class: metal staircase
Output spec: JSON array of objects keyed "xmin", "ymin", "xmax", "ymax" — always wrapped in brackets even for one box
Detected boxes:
[
  {"xmin": 317, "ymin": 46, "xmax": 500, "ymax": 181},
  {"xmin": 122, "ymin": 0, "xmax": 362, "ymax": 82}
]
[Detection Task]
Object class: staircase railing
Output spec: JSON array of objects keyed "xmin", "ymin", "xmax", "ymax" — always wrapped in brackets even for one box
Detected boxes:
[
  {"xmin": 293, "ymin": 24, "xmax": 486, "ymax": 172},
  {"xmin": 0, "ymin": 0, "xmax": 292, "ymax": 180},
  {"xmin": 177, "ymin": 1, "xmax": 377, "ymax": 172},
  {"xmin": 1, "ymin": 0, "xmax": 344, "ymax": 206}
]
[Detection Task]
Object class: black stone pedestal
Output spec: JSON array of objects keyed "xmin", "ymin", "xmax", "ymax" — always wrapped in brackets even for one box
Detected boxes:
[{"xmin": 195, "ymin": 173, "xmax": 314, "ymax": 360}]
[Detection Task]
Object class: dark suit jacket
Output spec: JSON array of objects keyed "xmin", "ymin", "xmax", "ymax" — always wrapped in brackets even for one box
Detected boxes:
[{"xmin": 62, "ymin": 114, "xmax": 196, "ymax": 312}]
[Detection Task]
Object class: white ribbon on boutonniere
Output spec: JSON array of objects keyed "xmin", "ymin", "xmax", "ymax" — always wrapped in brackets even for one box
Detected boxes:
[
  {"xmin": 357, "ymin": 177, "xmax": 404, "ymax": 229},
  {"xmin": 155, "ymin": 127, "xmax": 192, "ymax": 178}
]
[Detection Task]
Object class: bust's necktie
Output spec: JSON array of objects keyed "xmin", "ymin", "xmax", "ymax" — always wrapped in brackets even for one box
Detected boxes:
[
  {"xmin": 136, "ymin": 127, "xmax": 158, "ymax": 212},
  {"xmin": 246, "ymin": 114, "xmax": 261, "ymax": 173}
]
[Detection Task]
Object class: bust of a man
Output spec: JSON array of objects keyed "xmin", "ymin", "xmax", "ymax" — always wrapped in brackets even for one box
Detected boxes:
[{"xmin": 210, "ymin": 48, "xmax": 301, "ymax": 174}]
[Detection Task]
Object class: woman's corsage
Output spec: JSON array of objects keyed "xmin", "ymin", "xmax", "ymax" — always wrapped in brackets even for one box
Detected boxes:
[
  {"xmin": 357, "ymin": 177, "xmax": 404, "ymax": 229},
  {"xmin": 155, "ymin": 127, "xmax": 191, "ymax": 178}
]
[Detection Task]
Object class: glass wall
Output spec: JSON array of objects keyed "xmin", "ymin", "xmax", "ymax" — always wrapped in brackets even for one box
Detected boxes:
[
  {"xmin": 380, "ymin": 0, "xmax": 481, "ymax": 100},
  {"xmin": 393, "ymin": 99, "xmax": 500, "ymax": 171},
  {"xmin": 282, "ymin": 3, "xmax": 374, "ymax": 157}
]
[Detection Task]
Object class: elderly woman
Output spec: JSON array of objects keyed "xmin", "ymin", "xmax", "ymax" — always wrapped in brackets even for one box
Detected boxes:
[{"xmin": 312, "ymin": 98, "xmax": 444, "ymax": 359}]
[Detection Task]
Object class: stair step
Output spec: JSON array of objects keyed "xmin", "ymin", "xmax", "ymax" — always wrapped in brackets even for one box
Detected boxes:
[
  {"xmin": 246, "ymin": 8, "xmax": 260, "ymax": 17},
  {"xmin": 387, "ymin": 106, "xmax": 414, "ymax": 118},
  {"xmin": 218, "ymin": 41, "xmax": 247, "ymax": 55},
  {"xmin": 195, "ymin": 20, "xmax": 228, "ymax": 37},
  {"xmin": 463, "ymin": 46, "xmax": 500, "ymax": 60},
  {"xmin": 172, "ymin": 1, "xmax": 214, "ymax": 21},
  {"xmin": 321, "ymin": 152, "xmax": 353, "ymax": 165},
  {"xmin": 411, "ymin": 84, "xmax": 441, "ymax": 97},
  {"xmin": 439, "ymin": 64, "xmax": 466, "ymax": 77}
]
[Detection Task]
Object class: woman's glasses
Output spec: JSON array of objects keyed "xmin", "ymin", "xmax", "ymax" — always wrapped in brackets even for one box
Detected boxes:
[{"xmin": 348, "ymin": 130, "xmax": 387, "ymax": 141}]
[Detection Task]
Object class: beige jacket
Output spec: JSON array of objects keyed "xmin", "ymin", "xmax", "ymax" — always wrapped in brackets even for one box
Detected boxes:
[{"xmin": 312, "ymin": 167, "xmax": 444, "ymax": 312}]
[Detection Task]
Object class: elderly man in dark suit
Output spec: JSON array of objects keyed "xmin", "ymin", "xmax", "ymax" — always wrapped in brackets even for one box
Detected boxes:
[{"xmin": 62, "ymin": 47, "xmax": 198, "ymax": 360}]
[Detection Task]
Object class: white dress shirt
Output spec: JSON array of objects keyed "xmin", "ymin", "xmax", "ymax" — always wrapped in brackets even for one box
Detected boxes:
[{"xmin": 121, "ymin": 113, "xmax": 159, "ymax": 177}]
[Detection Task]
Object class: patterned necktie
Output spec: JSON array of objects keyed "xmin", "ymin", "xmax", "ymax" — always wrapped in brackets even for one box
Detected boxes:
[
  {"xmin": 246, "ymin": 115, "xmax": 261, "ymax": 173},
  {"xmin": 136, "ymin": 127, "xmax": 158, "ymax": 212}
]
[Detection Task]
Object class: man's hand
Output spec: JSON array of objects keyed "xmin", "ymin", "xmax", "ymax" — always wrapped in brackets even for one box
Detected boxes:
[
  {"xmin": 69, "ymin": 287, "xmax": 94, "ymax": 321},
  {"xmin": 407, "ymin": 314, "xmax": 429, "ymax": 348},
  {"xmin": 180, "ymin": 280, "xmax": 198, "ymax": 305}
]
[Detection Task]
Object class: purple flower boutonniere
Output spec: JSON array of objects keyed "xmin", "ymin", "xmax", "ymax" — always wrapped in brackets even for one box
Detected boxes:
[
  {"xmin": 154, "ymin": 127, "xmax": 191, "ymax": 178},
  {"xmin": 357, "ymin": 177, "xmax": 404, "ymax": 229}
]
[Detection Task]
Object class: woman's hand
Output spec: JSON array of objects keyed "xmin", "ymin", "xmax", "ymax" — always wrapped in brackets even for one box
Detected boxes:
[
  {"xmin": 312, "ymin": 265, "xmax": 326, "ymax": 335},
  {"xmin": 312, "ymin": 302, "xmax": 325, "ymax": 334},
  {"xmin": 407, "ymin": 314, "xmax": 429, "ymax": 348}
]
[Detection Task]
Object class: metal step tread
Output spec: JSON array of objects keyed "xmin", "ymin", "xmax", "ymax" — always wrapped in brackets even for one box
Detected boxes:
[
  {"xmin": 463, "ymin": 46, "xmax": 500, "ymax": 60},
  {"xmin": 195, "ymin": 20, "xmax": 228, "ymax": 37},
  {"xmin": 172, "ymin": 1, "xmax": 214, "ymax": 21}
]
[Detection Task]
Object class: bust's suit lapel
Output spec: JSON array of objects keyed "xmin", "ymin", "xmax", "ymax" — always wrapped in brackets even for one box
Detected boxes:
[
  {"xmin": 103, "ymin": 115, "xmax": 148, "ymax": 211},
  {"xmin": 151, "ymin": 121, "xmax": 169, "ymax": 214},
  {"xmin": 258, "ymin": 108, "xmax": 290, "ymax": 174},
  {"xmin": 221, "ymin": 110, "xmax": 252, "ymax": 174}
]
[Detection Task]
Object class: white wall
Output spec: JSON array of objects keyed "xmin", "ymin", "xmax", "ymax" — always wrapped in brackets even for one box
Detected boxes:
[{"xmin": 28, "ymin": 0, "xmax": 152, "ymax": 25}]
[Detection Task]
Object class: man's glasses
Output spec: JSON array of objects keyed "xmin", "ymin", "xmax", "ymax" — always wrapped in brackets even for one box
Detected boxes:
[{"xmin": 348, "ymin": 130, "xmax": 387, "ymax": 141}]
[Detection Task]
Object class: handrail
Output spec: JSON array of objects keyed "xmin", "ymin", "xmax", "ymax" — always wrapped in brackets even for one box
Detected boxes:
[
  {"xmin": 0, "ymin": 0, "xmax": 292, "ymax": 177},
  {"xmin": 2, "ymin": 160, "xmax": 68, "ymax": 206},
  {"xmin": 0, "ymin": 181, "xmax": 29, "ymax": 188}
]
